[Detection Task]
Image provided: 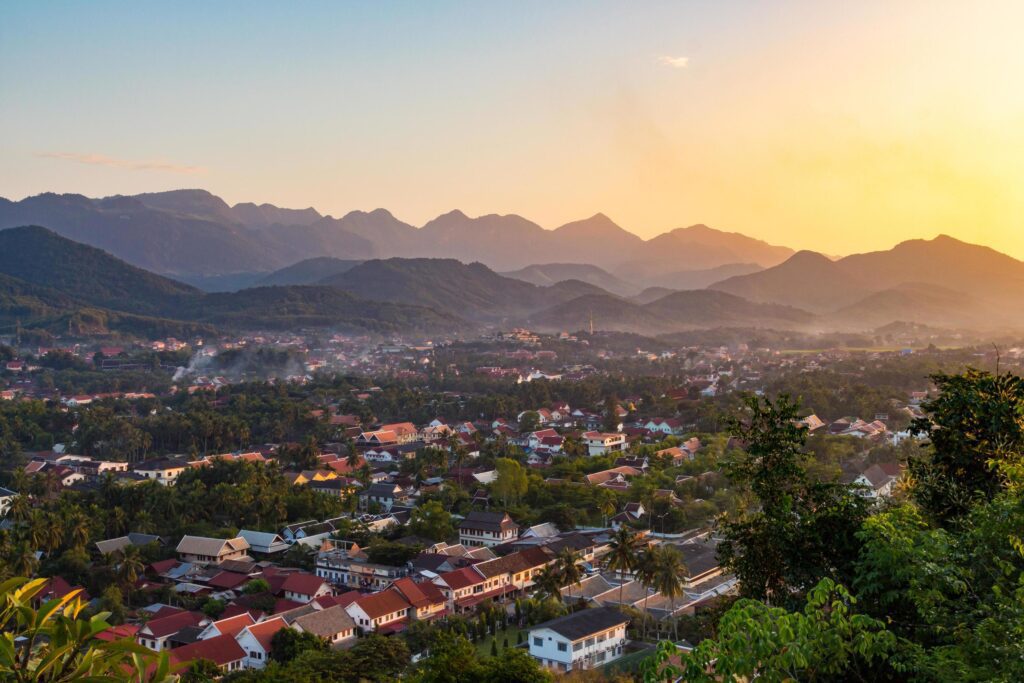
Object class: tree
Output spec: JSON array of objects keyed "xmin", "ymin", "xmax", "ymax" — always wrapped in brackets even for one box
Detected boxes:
[
  {"xmin": 270, "ymin": 627, "xmax": 327, "ymax": 663},
  {"xmin": 410, "ymin": 631, "xmax": 480, "ymax": 682},
  {"xmin": 718, "ymin": 394, "xmax": 868, "ymax": 604},
  {"xmin": 0, "ymin": 576, "xmax": 174, "ymax": 682},
  {"xmin": 652, "ymin": 546, "xmax": 686, "ymax": 639},
  {"xmin": 636, "ymin": 547, "xmax": 662, "ymax": 640},
  {"xmin": 655, "ymin": 579, "xmax": 898, "ymax": 682},
  {"xmin": 346, "ymin": 633, "xmax": 410, "ymax": 680},
  {"xmin": 410, "ymin": 500, "xmax": 454, "ymax": 542},
  {"xmin": 518, "ymin": 411, "xmax": 540, "ymax": 435},
  {"xmin": 556, "ymin": 549, "xmax": 582, "ymax": 604},
  {"xmin": 492, "ymin": 458, "xmax": 528, "ymax": 508},
  {"xmin": 910, "ymin": 369, "xmax": 1024, "ymax": 522},
  {"xmin": 535, "ymin": 565, "xmax": 564, "ymax": 602},
  {"xmin": 182, "ymin": 657, "xmax": 221, "ymax": 683},
  {"xmin": 606, "ymin": 527, "xmax": 642, "ymax": 609},
  {"xmin": 479, "ymin": 647, "xmax": 553, "ymax": 683},
  {"xmin": 202, "ymin": 598, "xmax": 226, "ymax": 619}
]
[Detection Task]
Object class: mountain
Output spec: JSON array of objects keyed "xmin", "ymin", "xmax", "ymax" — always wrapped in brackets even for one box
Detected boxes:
[
  {"xmin": 0, "ymin": 190, "xmax": 799, "ymax": 277},
  {"xmin": 709, "ymin": 236, "xmax": 1024, "ymax": 330},
  {"xmin": 824, "ymin": 282, "xmax": 995, "ymax": 331},
  {"xmin": 0, "ymin": 225, "xmax": 199, "ymax": 315},
  {"xmin": 528, "ymin": 289, "xmax": 815, "ymax": 335},
  {"xmin": 319, "ymin": 258, "xmax": 605, "ymax": 321},
  {"xmin": 631, "ymin": 287, "xmax": 677, "ymax": 305},
  {"xmin": 501, "ymin": 263, "xmax": 638, "ymax": 295},
  {"xmin": 0, "ymin": 227, "xmax": 465, "ymax": 335},
  {"xmin": 258, "ymin": 257, "xmax": 364, "ymax": 287},
  {"xmin": 709, "ymin": 251, "xmax": 871, "ymax": 312},
  {"xmin": 637, "ymin": 263, "xmax": 764, "ymax": 291}
]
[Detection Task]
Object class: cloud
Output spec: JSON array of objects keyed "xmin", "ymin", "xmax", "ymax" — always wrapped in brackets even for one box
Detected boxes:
[
  {"xmin": 38, "ymin": 151, "xmax": 206, "ymax": 175},
  {"xmin": 657, "ymin": 55, "xmax": 690, "ymax": 69}
]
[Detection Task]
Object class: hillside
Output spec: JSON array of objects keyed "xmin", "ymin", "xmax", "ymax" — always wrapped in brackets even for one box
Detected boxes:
[
  {"xmin": 0, "ymin": 227, "xmax": 467, "ymax": 335},
  {"xmin": 320, "ymin": 258, "xmax": 606, "ymax": 321},
  {"xmin": 709, "ymin": 251, "xmax": 871, "ymax": 312},
  {"xmin": 824, "ymin": 283, "xmax": 998, "ymax": 331},
  {"xmin": 259, "ymin": 257, "xmax": 364, "ymax": 287},
  {"xmin": 638, "ymin": 262, "xmax": 764, "ymax": 291},
  {"xmin": 501, "ymin": 263, "xmax": 638, "ymax": 295},
  {"xmin": 528, "ymin": 289, "xmax": 815, "ymax": 335},
  {"xmin": 0, "ymin": 225, "xmax": 200, "ymax": 315}
]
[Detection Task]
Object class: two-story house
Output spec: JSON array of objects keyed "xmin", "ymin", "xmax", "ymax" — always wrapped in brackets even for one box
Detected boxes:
[
  {"xmin": 528, "ymin": 606, "xmax": 629, "ymax": 672},
  {"xmin": 458, "ymin": 511, "xmax": 519, "ymax": 548}
]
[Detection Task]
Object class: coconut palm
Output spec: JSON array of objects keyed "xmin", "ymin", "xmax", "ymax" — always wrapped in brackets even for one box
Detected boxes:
[
  {"xmin": 653, "ymin": 546, "xmax": 687, "ymax": 640},
  {"xmin": 597, "ymin": 491, "xmax": 617, "ymax": 527},
  {"xmin": 117, "ymin": 545, "xmax": 146, "ymax": 589},
  {"xmin": 535, "ymin": 564, "xmax": 564, "ymax": 602},
  {"xmin": 64, "ymin": 510, "xmax": 91, "ymax": 550},
  {"xmin": 556, "ymin": 549, "xmax": 582, "ymax": 605},
  {"xmin": 606, "ymin": 527, "xmax": 642, "ymax": 609},
  {"xmin": 636, "ymin": 546, "xmax": 662, "ymax": 640}
]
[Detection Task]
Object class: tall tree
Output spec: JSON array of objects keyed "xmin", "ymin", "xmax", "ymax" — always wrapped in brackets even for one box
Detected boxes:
[{"xmin": 606, "ymin": 527, "xmax": 642, "ymax": 609}]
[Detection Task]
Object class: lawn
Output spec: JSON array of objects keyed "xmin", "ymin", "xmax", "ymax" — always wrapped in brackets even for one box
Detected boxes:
[
  {"xmin": 474, "ymin": 625, "xmax": 525, "ymax": 656},
  {"xmin": 600, "ymin": 644, "xmax": 656, "ymax": 676}
]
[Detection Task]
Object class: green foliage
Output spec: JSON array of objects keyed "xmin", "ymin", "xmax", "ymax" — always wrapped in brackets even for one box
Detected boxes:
[
  {"xmin": 492, "ymin": 457, "xmax": 528, "ymax": 508},
  {"xmin": 409, "ymin": 500, "xmax": 454, "ymax": 542},
  {"xmin": 269, "ymin": 627, "xmax": 327, "ymax": 664}
]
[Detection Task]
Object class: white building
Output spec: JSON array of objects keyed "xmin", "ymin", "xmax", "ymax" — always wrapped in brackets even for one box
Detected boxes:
[
  {"xmin": 528, "ymin": 606, "xmax": 629, "ymax": 672},
  {"xmin": 583, "ymin": 431, "xmax": 626, "ymax": 457}
]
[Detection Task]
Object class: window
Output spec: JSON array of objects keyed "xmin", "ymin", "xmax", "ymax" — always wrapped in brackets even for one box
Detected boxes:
[
  {"xmin": 533, "ymin": 637, "xmax": 543, "ymax": 647},
  {"xmin": 573, "ymin": 642, "xmax": 582, "ymax": 652},
  {"xmin": 585, "ymin": 638, "xmax": 595, "ymax": 647},
  {"xmin": 557, "ymin": 642, "xmax": 567, "ymax": 652}
]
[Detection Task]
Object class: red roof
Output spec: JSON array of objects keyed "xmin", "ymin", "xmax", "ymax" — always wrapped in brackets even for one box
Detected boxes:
[
  {"xmin": 95, "ymin": 624, "xmax": 139, "ymax": 642},
  {"xmin": 281, "ymin": 572, "xmax": 328, "ymax": 598},
  {"xmin": 315, "ymin": 591, "xmax": 361, "ymax": 609},
  {"xmin": 140, "ymin": 611, "xmax": 203, "ymax": 639},
  {"xmin": 439, "ymin": 567, "xmax": 485, "ymax": 590},
  {"xmin": 206, "ymin": 571, "xmax": 249, "ymax": 590},
  {"xmin": 219, "ymin": 605, "xmax": 263, "ymax": 621},
  {"xmin": 273, "ymin": 598, "xmax": 304, "ymax": 614},
  {"xmin": 207, "ymin": 613, "xmax": 255, "ymax": 638},
  {"xmin": 242, "ymin": 617, "xmax": 287, "ymax": 652},
  {"xmin": 170, "ymin": 633, "xmax": 246, "ymax": 668},
  {"xmin": 391, "ymin": 578, "xmax": 446, "ymax": 608},
  {"xmin": 149, "ymin": 559, "xmax": 180, "ymax": 575},
  {"xmin": 353, "ymin": 589, "xmax": 411, "ymax": 620}
]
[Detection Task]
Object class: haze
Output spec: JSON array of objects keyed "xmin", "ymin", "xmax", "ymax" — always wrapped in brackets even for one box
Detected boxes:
[{"xmin": 2, "ymin": 1, "xmax": 1023, "ymax": 257}]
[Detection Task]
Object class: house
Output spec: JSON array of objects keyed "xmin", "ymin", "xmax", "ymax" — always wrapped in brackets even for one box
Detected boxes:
[
  {"xmin": 137, "ymin": 611, "xmax": 205, "ymax": 651},
  {"xmin": 235, "ymin": 617, "xmax": 288, "ymax": 669},
  {"xmin": 281, "ymin": 572, "xmax": 333, "ymax": 603},
  {"xmin": 798, "ymin": 414, "xmax": 826, "ymax": 432},
  {"xmin": 237, "ymin": 529, "xmax": 289, "ymax": 555},
  {"xmin": 94, "ymin": 532, "xmax": 162, "ymax": 556},
  {"xmin": 585, "ymin": 466, "xmax": 641, "ymax": 488},
  {"xmin": 345, "ymin": 589, "xmax": 412, "ymax": 633},
  {"xmin": 654, "ymin": 447, "xmax": 690, "ymax": 466},
  {"xmin": 582, "ymin": 431, "xmax": 626, "ymax": 457},
  {"xmin": 316, "ymin": 542, "xmax": 409, "ymax": 591},
  {"xmin": 458, "ymin": 511, "xmax": 519, "ymax": 548},
  {"xmin": 291, "ymin": 604, "xmax": 357, "ymax": 645},
  {"xmin": 360, "ymin": 482, "xmax": 409, "ymax": 512},
  {"xmin": 644, "ymin": 418, "xmax": 683, "ymax": 436},
  {"xmin": 176, "ymin": 535, "xmax": 251, "ymax": 566},
  {"xmin": 378, "ymin": 422, "xmax": 419, "ymax": 444},
  {"xmin": 854, "ymin": 463, "xmax": 904, "ymax": 499},
  {"xmin": 432, "ymin": 567, "xmax": 491, "ymax": 613},
  {"xmin": 527, "ymin": 606, "xmax": 629, "ymax": 672},
  {"xmin": 133, "ymin": 458, "xmax": 188, "ymax": 485},
  {"xmin": 195, "ymin": 613, "xmax": 256, "ymax": 641},
  {"xmin": 169, "ymin": 633, "xmax": 246, "ymax": 673},
  {"xmin": 390, "ymin": 577, "xmax": 448, "ymax": 621}
]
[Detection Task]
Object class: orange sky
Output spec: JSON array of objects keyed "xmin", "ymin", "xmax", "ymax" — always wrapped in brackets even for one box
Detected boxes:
[{"xmin": 2, "ymin": 1, "xmax": 1023, "ymax": 257}]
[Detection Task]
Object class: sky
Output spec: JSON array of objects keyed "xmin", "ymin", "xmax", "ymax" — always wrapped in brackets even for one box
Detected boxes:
[{"xmin": 2, "ymin": 1, "xmax": 1024, "ymax": 257}]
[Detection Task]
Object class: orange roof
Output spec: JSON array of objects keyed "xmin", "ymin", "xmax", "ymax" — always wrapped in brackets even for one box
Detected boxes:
[
  {"xmin": 353, "ymin": 589, "xmax": 411, "ymax": 620},
  {"xmin": 242, "ymin": 617, "xmax": 288, "ymax": 652},
  {"xmin": 208, "ymin": 612, "xmax": 255, "ymax": 638}
]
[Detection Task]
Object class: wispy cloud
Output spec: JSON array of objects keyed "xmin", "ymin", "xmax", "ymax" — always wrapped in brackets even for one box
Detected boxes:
[
  {"xmin": 38, "ymin": 151, "xmax": 206, "ymax": 175},
  {"xmin": 657, "ymin": 55, "xmax": 690, "ymax": 69}
]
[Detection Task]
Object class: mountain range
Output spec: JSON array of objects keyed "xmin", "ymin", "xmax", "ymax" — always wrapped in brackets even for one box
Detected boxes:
[{"xmin": 0, "ymin": 190, "xmax": 791, "ymax": 287}]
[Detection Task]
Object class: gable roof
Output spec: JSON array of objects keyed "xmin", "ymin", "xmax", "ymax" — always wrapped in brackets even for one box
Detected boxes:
[
  {"xmin": 531, "ymin": 606, "xmax": 628, "ymax": 641},
  {"xmin": 438, "ymin": 567, "xmax": 486, "ymax": 590},
  {"xmin": 352, "ymin": 589, "xmax": 411, "ymax": 619},
  {"xmin": 281, "ymin": 572, "xmax": 329, "ymax": 597},
  {"xmin": 459, "ymin": 511, "xmax": 518, "ymax": 533},
  {"xmin": 206, "ymin": 613, "xmax": 256, "ymax": 638},
  {"xmin": 175, "ymin": 535, "xmax": 250, "ymax": 557},
  {"xmin": 241, "ymin": 617, "xmax": 287, "ymax": 652},
  {"xmin": 169, "ymin": 633, "xmax": 246, "ymax": 668},
  {"xmin": 292, "ymin": 605, "xmax": 356, "ymax": 638},
  {"xmin": 140, "ymin": 611, "xmax": 204, "ymax": 639},
  {"xmin": 391, "ymin": 578, "xmax": 445, "ymax": 607}
]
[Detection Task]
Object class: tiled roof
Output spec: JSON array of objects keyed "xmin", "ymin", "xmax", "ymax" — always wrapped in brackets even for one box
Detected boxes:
[
  {"xmin": 353, "ymin": 589, "xmax": 411, "ymax": 620},
  {"xmin": 242, "ymin": 617, "xmax": 287, "ymax": 652},
  {"xmin": 169, "ymin": 633, "xmax": 245, "ymax": 667}
]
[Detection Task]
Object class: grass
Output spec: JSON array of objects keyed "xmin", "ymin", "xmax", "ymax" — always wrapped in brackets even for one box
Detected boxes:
[
  {"xmin": 474, "ymin": 625, "xmax": 524, "ymax": 656},
  {"xmin": 600, "ymin": 644, "xmax": 656, "ymax": 675}
]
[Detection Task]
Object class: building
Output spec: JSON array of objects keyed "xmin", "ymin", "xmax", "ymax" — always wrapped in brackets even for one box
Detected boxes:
[
  {"xmin": 175, "ymin": 535, "xmax": 251, "ymax": 566},
  {"xmin": 168, "ymin": 633, "xmax": 246, "ymax": 673},
  {"xmin": 582, "ymin": 431, "xmax": 626, "ymax": 457},
  {"xmin": 0, "ymin": 486, "xmax": 17, "ymax": 516},
  {"xmin": 527, "ymin": 606, "xmax": 629, "ymax": 672},
  {"xmin": 290, "ymin": 605, "xmax": 357, "ymax": 645},
  {"xmin": 133, "ymin": 458, "xmax": 188, "ymax": 485},
  {"xmin": 237, "ymin": 529, "xmax": 289, "ymax": 555},
  {"xmin": 344, "ymin": 589, "xmax": 411, "ymax": 633},
  {"xmin": 235, "ymin": 617, "xmax": 287, "ymax": 670},
  {"xmin": 458, "ymin": 511, "xmax": 519, "ymax": 548},
  {"xmin": 281, "ymin": 572, "xmax": 333, "ymax": 603}
]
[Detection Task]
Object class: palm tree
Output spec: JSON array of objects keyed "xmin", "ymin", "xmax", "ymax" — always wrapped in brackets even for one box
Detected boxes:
[
  {"xmin": 345, "ymin": 437, "xmax": 360, "ymax": 470},
  {"xmin": 556, "ymin": 549, "xmax": 582, "ymax": 605},
  {"xmin": 653, "ymin": 546, "xmax": 687, "ymax": 640},
  {"xmin": 64, "ymin": 510, "xmax": 91, "ymax": 550},
  {"xmin": 636, "ymin": 546, "xmax": 662, "ymax": 640},
  {"xmin": 598, "ymin": 491, "xmax": 617, "ymax": 528},
  {"xmin": 606, "ymin": 527, "xmax": 642, "ymax": 609},
  {"xmin": 10, "ymin": 543, "xmax": 39, "ymax": 577},
  {"xmin": 117, "ymin": 545, "xmax": 146, "ymax": 589},
  {"xmin": 535, "ymin": 565, "xmax": 563, "ymax": 602},
  {"xmin": 8, "ymin": 493, "xmax": 31, "ymax": 523}
]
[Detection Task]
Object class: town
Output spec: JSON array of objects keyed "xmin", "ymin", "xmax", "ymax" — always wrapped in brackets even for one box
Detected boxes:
[{"xmin": 1, "ymin": 326, "xmax": 1000, "ymax": 680}]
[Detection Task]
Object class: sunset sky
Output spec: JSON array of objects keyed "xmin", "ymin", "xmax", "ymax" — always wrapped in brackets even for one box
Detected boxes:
[{"xmin": 2, "ymin": 1, "xmax": 1023, "ymax": 257}]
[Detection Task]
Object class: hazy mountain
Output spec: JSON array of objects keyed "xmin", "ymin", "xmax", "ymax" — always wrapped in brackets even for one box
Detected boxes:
[
  {"xmin": 259, "ymin": 257, "xmax": 364, "ymax": 287},
  {"xmin": 638, "ymin": 263, "xmax": 764, "ymax": 291},
  {"xmin": 709, "ymin": 250, "xmax": 871, "ymax": 312},
  {"xmin": 528, "ymin": 289, "xmax": 815, "ymax": 335},
  {"xmin": 709, "ymin": 235, "xmax": 1024, "ymax": 329},
  {"xmin": 0, "ymin": 190, "xmax": 798, "ymax": 276},
  {"xmin": 501, "ymin": 263, "xmax": 638, "ymax": 295},
  {"xmin": 631, "ymin": 287, "xmax": 677, "ymax": 305}
]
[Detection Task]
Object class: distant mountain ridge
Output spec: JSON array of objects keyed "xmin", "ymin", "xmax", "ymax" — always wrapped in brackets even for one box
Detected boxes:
[{"xmin": 0, "ymin": 190, "xmax": 794, "ymax": 280}]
